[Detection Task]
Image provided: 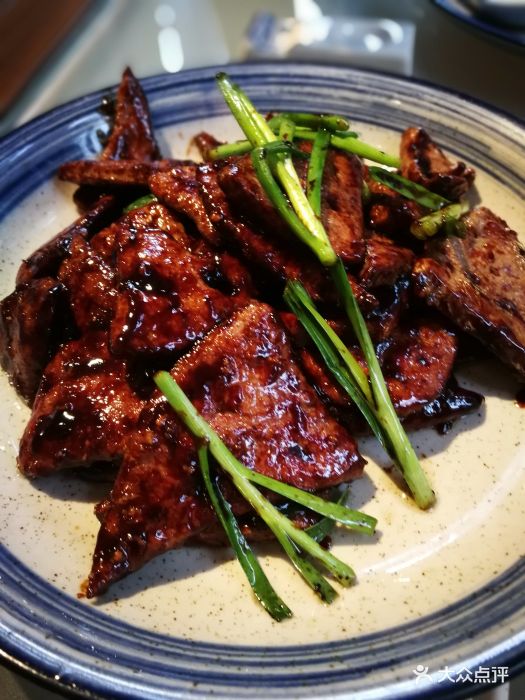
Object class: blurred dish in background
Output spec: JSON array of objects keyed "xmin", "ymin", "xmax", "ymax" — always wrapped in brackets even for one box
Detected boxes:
[
  {"xmin": 243, "ymin": 11, "xmax": 415, "ymax": 75},
  {"xmin": 433, "ymin": 0, "xmax": 525, "ymax": 46}
]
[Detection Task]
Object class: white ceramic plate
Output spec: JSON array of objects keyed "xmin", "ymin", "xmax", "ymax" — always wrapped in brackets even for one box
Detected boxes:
[{"xmin": 0, "ymin": 63, "xmax": 524, "ymax": 699}]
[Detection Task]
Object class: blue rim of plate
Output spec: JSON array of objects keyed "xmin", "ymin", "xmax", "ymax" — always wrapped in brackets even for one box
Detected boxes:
[
  {"xmin": 432, "ymin": 0, "xmax": 525, "ymax": 48},
  {"xmin": 0, "ymin": 63, "xmax": 524, "ymax": 700}
]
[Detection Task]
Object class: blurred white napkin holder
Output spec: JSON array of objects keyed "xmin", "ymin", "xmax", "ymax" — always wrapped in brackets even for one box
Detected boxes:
[{"xmin": 243, "ymin": 12, "xmax": 415, "ymax": 76}]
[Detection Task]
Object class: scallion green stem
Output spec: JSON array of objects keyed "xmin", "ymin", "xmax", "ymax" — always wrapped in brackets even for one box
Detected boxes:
[
  {"xmin": 251, "ymin": 148, "xmax": 322, "ymax": 255},
  {"xmin": 155, "ymin": 371, "xmax": 359, "ymax": 585},
  {"xmin": 283, "ymin": 281, "xmax": 389, "ymax": 455},
  {"xmin": 410, "ymin": 201, "xmax": 469, "ymax": 239},
  {"xmin": 330, "ymin": 137, "xmax": 400, "ymax": 168},
  {"xmin": 269, "ymin": 529, "xmax": 338, "ymax": 603},
  {"xmin": 306, "ymin": 128, "xmax": 331, "ymax": 217},
  {"xmin": 207, "ymin": 130, "xmax": 397, "ymax": 167},
  {"xmin": 268, "ymin": 112, "xmax": 351, "ymax": 132},
  {"xmin": 197, "ymin": 446, "xmax": 292, "ymax": 621},
  {"xmin": 216, "ymin": 73, "xmax": 336, "ymax": 266},
  {"xmin": 207, "ymin": 140, "xmax": 252, "ymax": 160},
  {"xmin": 329, "ymin": 260, "xmax": 435, "ymax": 509},
  {"xmin": 306, "ymin": 486, "xmax": 351, "ymax": 543},
  {"xmin": 278, "ymin": 117, "xmax": 296, "ymax": 143},
  {"xmin": 367, "ymin": 166, "xmax": 450, "ymax": 210}
]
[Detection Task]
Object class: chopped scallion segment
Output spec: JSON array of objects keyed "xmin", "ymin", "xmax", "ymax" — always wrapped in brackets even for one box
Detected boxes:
[
  {"xmin": 306, "ymin": 128, "xmax": 331, "ymax": 217},
  {"xmin": 268, "ymin": 112, "xmax": 351, "ymax": 133},
  {"xmin": 367, "ymin": 166, "xmax": 450, "ymax": 210},
  {"xmin": 216, "ymin": 73, "xmax": 336, "ymax": 265},
  {"xmin": 197, "ymin": 446, "xmax": 292, "ymax": 621},
  {"xmin": 123, "ymin": 193, "xmax": 157, "ymax": 213},
  {"xmin": 410, "ymin": 201, "xmax": 469, "ymax": 240},
  {"xmin": 306, "ymin": 486, "xmax": 351, "ymax": 544},
  {"xmin": 329, "ymin": 260, "xmax": 435, "ymax": 509},
  {"xmin": 155, "ymin": 371, "xmax": 362, "ymax": 590}
]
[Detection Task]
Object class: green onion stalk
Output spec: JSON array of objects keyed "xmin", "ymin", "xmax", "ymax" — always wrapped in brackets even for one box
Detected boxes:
[
  {"xmin": 155, "ymin": 371, "xmax": 377, "ymax": 619},
  {"xmin": 208, "ymin": 127, "xmax": 400, "ymax": 168},
  {"xmin": 215, "ymin": 72, "xmax": 435, "ymax": 510}
]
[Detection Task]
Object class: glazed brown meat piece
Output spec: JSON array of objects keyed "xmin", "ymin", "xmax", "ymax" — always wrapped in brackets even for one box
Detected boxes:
[
  {"xmin": 87, "ymin": 302, "xmax": 365, "ymax": 597},
  {"xmin": 413, "ymin": 207, "xmax": 525, "ymax": 376},
  {"xmin": 18, "ymin": 331, "xmax": 144, "ymax": 477},
  {"xmin": 400, "ymin": 127, "xmax": 475, "ymax": 201},
  {"xmin": 15, "ymin": 195, "xmax": 119, "ymax": 286},
  {"xmin": 57, "ymin": 200, "xmax": 252, "ymax": 355},
  {"xmin": 149, "ymin": 164, "xmax": 222, "ymax": 246},
  {"xmin": 58, "ymin": 202, "xmax": 183, "ymax": 333},
  {"xmin": 58, "ymin": 158, "xmax": 177, "ymax": 187},
  {"xmin": 73, "ymin": 67, "xmax": 161, "ymax": 210},
  {"xmin": 109, "ymin": 229, "xmax": 244, "ymax": 357},
  {"xmin": 376, "ymin": 322, "xmax": 459, "ymax": 418},
  {"xmin": 172, "ymin": 302, "xmax": 365, "ymax": 489},
  {"xmin": 283, "ymin": 312, "xmax": 480, "ymax": 428},
  {"xmin": 359, "ymin": 234, "xmax": 414, "ymax": 289},
  {"xmin": 100, "ymin": 66, "xmax": 161, "ymax": 162},
  {"xmin": 0, "ymin": 278, "xmax": 70, "ymax": 403},
  {"xmin": 217, "ymin": 149, "xmax": 366, "ymax": 265},
  {"xmin": 59, "ymin": 236, "xmax": 117, "ymax": 332},
  {"xmin": 86, "ymin": 423, "xmax": 215, "ymax": 597}
]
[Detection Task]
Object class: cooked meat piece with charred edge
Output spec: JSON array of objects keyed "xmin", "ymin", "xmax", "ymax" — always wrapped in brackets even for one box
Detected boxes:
[
  {"xmin": 86, "ymin": 302, "xmax": 365, "ymax": 597},
  {"xmin": 216, "ymin": 149, "xmax": 366, "ymax": 265},
  {"xmin": 100, "ymin": 66, "xmax": 161, "ymax": 162},
  {"xmin": 59, "ymin": 236, "xmax": 117, "ymax": 333},
  {"xmin": 56, "ymin": 200, "xmax": 253, "ymax": 353},
  {"xmin": 85, "ymin": 425, "xmax": 214, "ymax": 598},
  {"xmin": 18, "ymin": 331, "xmax": 144, "ymax": 477},
  {"xmin": 58, "ymin": 159, "xmax": 179, "ymax": 187},
  {"xmin": 402, "ymin": 378, "xmax": 483, "ymax": 432},
  {"xmin": 400, "ymin": 127, "xmax": 475, "ymax": 201},
  {"xmin": 281, "ymin": 312, "xmax": 480, "ymax": 428},
  {"xmin": 170, "ymin": 302, "xmax": 365, "ymax": 489},
  {"xmin": 365, "ymin": 278, "xmax": 411, "ymax": 342},
  {"xmin": 192, "ymin": 131, "xmax": 222, "ymax": 160},
  {"xmin": 109, "ymin": 228, "xmax": 246, "ymax": 357},
  {"xmin": 359, "ymin": 234, "xmax": 414, "ymax": 289},
  {"xmin": 149, "ymin": 164, "xmax": 222, "ymax": 246},
  {"xmin": 413, "ymin": 207, "xmax": 525, "ymax": 377},
  {"xmin": 364, "ymin": 167, "xmax": 425, "ymax": 238},
  {"xmin": 15, "ymin": 195, "xmax": 120, "ymax": 286},
  {"xmin": 73, "ymin": 67, "xmax": 162, "ymax": 211},
  {"xmin": 0, "ymin": 279, "xmax": 72, "ymax": 404}
]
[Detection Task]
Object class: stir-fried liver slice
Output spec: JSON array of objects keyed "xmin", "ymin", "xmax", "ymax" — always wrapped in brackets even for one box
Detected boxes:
[
  {"xmin": 18, "ymin": 331, "xmax": 144, "ymax": 477},
  {"xmin": 217, "ymin": 149, "xmax": 366, "ymax": 265},
  {"xmin": 400, "ymin": 127, "xmax": 475, "ymax": 201},
  {"xmin": 0, "ymin": 278, "xmax": 70, "ymax": 404},
  {"xmin": 413, "ymin": 207, "xmax": 525, "ymax": 376},
  {"xmin": 86, "ymin": 302, "xmax": 365, "ymax": 597}
]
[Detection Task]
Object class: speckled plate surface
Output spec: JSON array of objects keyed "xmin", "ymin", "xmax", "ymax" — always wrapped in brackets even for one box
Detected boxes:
[{"xmin": 0, "ymin": 64, "xmax": 524, "ymax": 699}]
